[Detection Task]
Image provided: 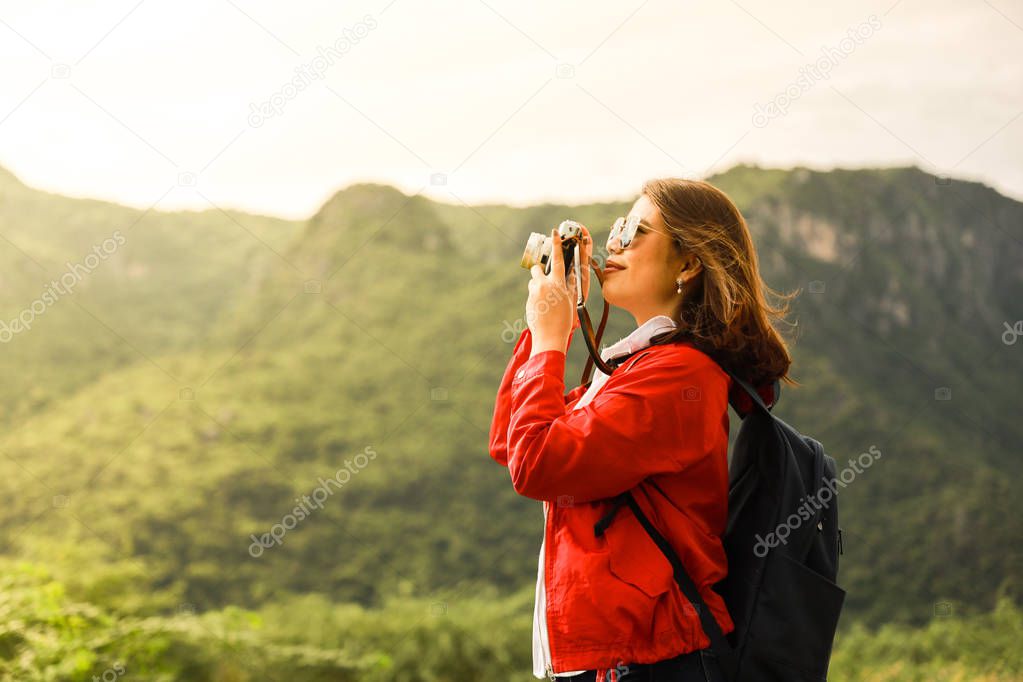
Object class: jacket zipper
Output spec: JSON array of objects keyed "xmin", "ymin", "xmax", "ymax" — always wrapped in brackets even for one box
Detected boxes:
[
  {"xmin": 542, "ymin": 500, "xmax": 557, "ymax": 681},
  {"xmin": 540, "ymin": 350, "xmax": 651, "ymax": 682}
]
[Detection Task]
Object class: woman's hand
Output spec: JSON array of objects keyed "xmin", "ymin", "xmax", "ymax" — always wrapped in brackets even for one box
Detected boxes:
[{"xmin": 526, "ymin": 225, "xmax": 591, "ymax": 356}]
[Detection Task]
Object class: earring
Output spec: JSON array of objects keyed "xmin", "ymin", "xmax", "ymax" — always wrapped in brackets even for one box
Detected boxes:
[{"xmin": 676, "ymin": 278, "xmax": 684, "ymax": 294}]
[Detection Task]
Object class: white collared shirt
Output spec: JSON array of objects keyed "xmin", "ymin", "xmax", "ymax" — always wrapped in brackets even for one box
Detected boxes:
[{"xmin": 532, "ymin": 315, "xmax": 679, "ymax": 679}]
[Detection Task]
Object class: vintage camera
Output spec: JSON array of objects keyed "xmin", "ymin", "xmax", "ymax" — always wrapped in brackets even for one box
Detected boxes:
[
  {"xmin": 518, "ymin": 219, "xmax": 616, "ymax": 382},
  {"xmin": 520, "ymin": 220, "xmax": 584, "ymax": 277}
]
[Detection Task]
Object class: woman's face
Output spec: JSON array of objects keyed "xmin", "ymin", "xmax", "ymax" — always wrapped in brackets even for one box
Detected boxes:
[{"xmin": 602, "ymin": 194, "xmax": 696, "ymax": 326}]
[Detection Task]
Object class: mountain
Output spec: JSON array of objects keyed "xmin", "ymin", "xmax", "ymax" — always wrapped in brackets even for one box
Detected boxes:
[
  {"xmin": 0, "ymin": 163, "xmax": 1019, "ymax": 632},
  {"xmin": 0, "ymin": 167, "xmax": 302, "ymax": 427}
]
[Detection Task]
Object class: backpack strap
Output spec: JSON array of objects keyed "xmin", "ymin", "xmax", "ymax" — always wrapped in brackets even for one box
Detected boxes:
[
  {"xmin": 726, "ymin": 371, "xmax": 780, "ymax": 418},
  {"xmin": 594, "ymin": 491, "xmax": 733, "ymax": 656}
]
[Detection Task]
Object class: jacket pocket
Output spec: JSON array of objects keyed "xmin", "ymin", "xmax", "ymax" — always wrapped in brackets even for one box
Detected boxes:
[{"xmin": 603, "ymin": 504, "xmax": 675, "ymax": 599}]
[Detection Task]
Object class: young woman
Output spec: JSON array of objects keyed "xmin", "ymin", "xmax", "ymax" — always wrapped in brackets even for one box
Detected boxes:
[{"xmin": 489, "ymin": 178, "xmax": 795, "ymax": 682}]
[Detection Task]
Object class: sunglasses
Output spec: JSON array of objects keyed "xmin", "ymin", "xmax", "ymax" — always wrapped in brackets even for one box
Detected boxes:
[
  {"xmin": 606, "ymin": 215, "xmax": 641, "ymax": 250},
  {"xmin": 606, "ymin": 215, "xmax": 674, "ymax": 251}
]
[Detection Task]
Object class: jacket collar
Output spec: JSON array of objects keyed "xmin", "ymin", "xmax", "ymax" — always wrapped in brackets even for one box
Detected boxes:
[{"xmin": 600, "ymin": 314, "xmax": 677, "ymax": 363}]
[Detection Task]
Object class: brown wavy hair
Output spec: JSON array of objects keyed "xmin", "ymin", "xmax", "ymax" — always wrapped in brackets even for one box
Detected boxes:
[{"xmin": 642, "ymin": 177, "xmax": 798, "ymax": 387}]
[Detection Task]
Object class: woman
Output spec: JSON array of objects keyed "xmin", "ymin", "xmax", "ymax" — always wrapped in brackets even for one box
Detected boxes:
[{"xmin": 488, "ymin": 178, "xmax": 796, "ymax": 682}]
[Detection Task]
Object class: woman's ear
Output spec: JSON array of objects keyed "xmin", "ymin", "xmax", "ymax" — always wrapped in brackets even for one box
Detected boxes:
[{"xmin": 678, "ymin": 252, "xmax": 702, "ymax": 283}]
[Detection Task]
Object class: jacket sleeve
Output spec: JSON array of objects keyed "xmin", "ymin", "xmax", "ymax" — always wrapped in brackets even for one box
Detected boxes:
[
  {"xmin": 504, "ymin": 345, "xmax": 728, "ymax": 503},
  {"xmin": 488, "ymin": 320, "xmax": 582, "ymax": 468}
]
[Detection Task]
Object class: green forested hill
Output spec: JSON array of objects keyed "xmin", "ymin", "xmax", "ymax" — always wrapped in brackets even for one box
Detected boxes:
[
  {"xmin": 0, "ymin": 167, "xmax": 302, "ymax": 427},
  {"xmin": 0, "ymin": 163, "xmax": 1020, "ymax": 679}
]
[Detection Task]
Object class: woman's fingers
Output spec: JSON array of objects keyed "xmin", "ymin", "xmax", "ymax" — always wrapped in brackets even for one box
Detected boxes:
[
  {"xmin": 547, "ymin": 228, "xmax": 563, "ymax": 280},
  {"xmin": 576, "ymin": 224, "xmax": 592, "ymax": 300}
]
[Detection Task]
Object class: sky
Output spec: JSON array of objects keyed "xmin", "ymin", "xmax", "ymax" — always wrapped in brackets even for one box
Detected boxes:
[{"xmin": 1, "ymin": 0, "xmax": 1021, "ymax": 220}]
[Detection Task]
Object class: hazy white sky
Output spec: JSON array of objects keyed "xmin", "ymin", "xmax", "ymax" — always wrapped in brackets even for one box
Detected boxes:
[{"xmin": 1, "ymin": 0, "xmax": 1021, "ymax": 219}]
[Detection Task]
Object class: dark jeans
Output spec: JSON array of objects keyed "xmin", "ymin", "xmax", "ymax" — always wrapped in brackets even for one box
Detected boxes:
[{"xmin": 559, "ymin": 647, "xmax": 726, "ymax": 682}]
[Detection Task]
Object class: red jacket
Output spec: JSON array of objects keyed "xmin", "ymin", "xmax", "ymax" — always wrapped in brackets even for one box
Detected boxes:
[{"xmin": 489, "ymin": 326, "xmax": 737, "ymax": 674}]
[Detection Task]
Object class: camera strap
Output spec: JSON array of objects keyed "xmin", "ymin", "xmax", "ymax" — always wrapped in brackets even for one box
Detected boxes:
[{"xmin": 577, "ymin": 257, "xmax": 616, "ymax": 384}]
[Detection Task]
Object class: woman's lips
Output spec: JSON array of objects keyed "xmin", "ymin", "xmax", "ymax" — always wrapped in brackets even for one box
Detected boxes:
[{"xmin": 605, "ymin": 265, "xmax": 624, "ymax": 274}]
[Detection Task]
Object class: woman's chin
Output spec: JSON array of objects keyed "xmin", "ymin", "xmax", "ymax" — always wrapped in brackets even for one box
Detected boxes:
[{"xmin": 602, "ymin": 286, "xmax": 623, "ymax": 308}]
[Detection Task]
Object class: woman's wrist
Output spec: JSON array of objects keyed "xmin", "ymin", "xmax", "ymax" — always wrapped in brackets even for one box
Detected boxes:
[{"xmin": 529, "ymin": 335, "xmax": 568, "ymax": 358}]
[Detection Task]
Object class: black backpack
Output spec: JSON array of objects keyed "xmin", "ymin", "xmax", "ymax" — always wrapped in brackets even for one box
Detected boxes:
[{"xmin": 594, "ymin": 368, "xmax": 846, "ymax": 681}]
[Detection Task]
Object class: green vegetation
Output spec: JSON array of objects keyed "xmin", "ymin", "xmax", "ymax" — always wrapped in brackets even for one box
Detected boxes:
[{"xmin": 2, "ymin": 559, "xmax": 1020, "ymax": 681}]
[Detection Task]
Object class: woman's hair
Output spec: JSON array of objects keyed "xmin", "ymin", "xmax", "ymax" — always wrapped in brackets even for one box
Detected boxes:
[{"xmin": 642, "ymin": 177, "xmax": 798, "ymax": 387}]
